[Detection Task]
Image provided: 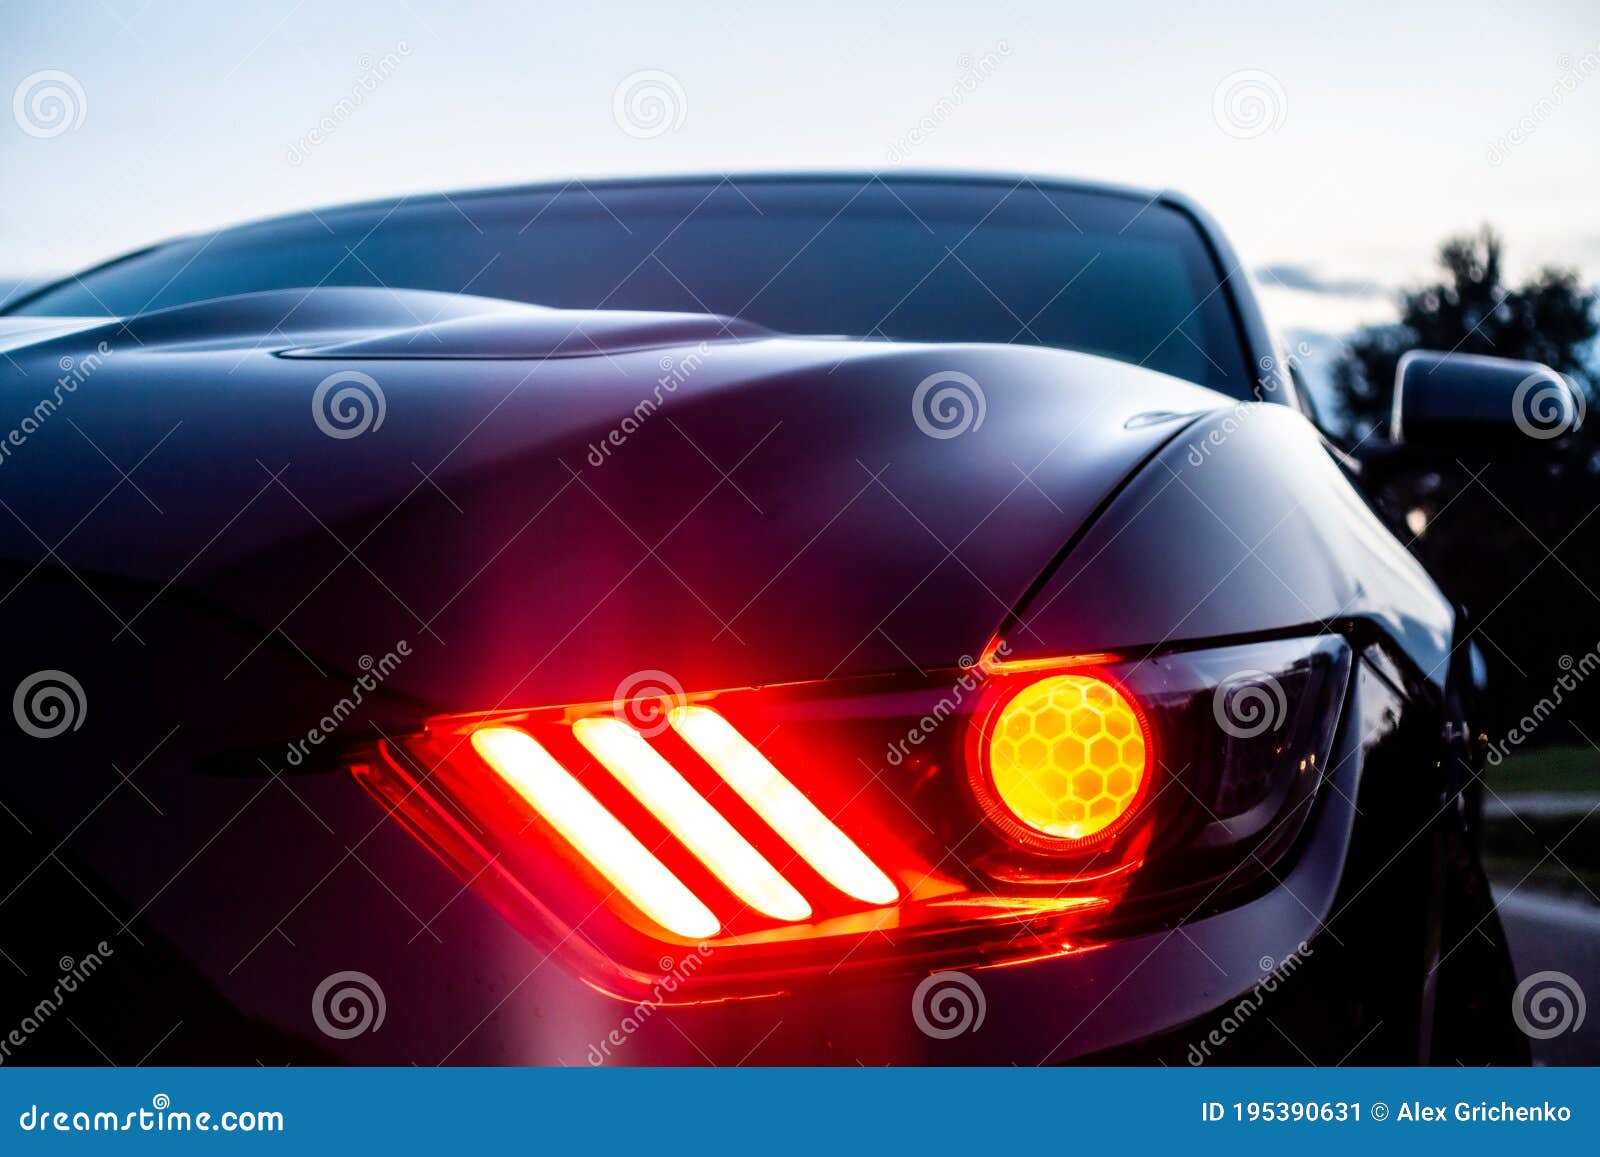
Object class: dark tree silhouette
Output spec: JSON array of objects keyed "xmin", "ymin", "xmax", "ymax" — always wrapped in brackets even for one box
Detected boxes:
[
  {"xmin": 1331, "ymin": 227, "xmax": 1600, "ymax": 743},
  {"xmin": 1333, "ymin": 226, "xmax": 1597, "ymax": 438}
]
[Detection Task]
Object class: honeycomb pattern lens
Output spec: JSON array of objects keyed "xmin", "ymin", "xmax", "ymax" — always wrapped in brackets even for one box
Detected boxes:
[{"xmin": 987, "ymin": 674, "xmax": 1147, "ymax": 840}]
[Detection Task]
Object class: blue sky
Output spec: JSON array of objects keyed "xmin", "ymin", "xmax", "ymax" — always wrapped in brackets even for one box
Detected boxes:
[{"xmin": 3, "ymin": 0, "xmax": 1598, "ymax": 334}]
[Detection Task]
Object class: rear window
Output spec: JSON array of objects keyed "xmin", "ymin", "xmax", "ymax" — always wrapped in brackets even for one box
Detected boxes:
[{"xmin": 11, "ymin": 179, "xmax": 1252, "ymax": 395}]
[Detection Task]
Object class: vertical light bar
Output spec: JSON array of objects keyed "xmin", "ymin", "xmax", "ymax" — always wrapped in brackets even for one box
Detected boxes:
[
  {"xmin": 572, "ymin": 717, "xmax": 812, "ymax": 923},
  {"xmin": 470, "ymin": 726, "xmax": 720, "ymax": 940},
  {"xmin": 667, "ymin": 706, "xmax": 898, "ymax": 906}
]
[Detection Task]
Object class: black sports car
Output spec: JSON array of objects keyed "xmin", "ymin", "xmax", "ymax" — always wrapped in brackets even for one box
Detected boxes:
[{"xmin": 0, "ymin": 173, "xmax": 1570, "ymax": 1065}]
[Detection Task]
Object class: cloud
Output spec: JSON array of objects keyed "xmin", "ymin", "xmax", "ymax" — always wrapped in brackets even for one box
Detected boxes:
[
  {"xmin": 1255, "ymin": 282, "xmax": 1397, "ymax": 337},
  {"xmin": 1254, "ymin": 264, "xmax": 1386, "ymax": 298}
]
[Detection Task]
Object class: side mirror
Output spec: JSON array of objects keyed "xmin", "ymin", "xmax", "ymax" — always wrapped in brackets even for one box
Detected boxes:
[{"xmin": 1391, "ymin": 350, "xmax": 1584, "ymax": 449}]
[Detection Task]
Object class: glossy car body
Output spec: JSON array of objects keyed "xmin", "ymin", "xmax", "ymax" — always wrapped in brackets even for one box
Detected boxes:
[{"xmin": 0, "ymin": 175, "xmax": 1522, "ymax": 1065}]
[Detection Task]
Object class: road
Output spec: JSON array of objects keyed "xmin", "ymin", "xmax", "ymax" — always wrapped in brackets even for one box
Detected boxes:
[{"xmin": 1491, "ymin": 885, "xmax": 1600, "ymax": 1065}]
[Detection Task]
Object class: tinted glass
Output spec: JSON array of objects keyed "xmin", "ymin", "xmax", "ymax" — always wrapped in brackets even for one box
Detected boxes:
[{"xmin": 11, "ymin": 180, "xmax": 1251, "ymax": 394}]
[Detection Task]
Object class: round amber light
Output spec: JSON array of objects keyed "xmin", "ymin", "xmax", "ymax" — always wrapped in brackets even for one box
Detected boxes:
[{"xmin": 985, "ymin": 674, "xmax": 1149, "ymax": 842}]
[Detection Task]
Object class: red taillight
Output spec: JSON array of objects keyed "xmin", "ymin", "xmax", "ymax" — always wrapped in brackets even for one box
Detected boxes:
[
  {"xmin": 350, "ymin": 637, "xmax": 1349, "ymax": 1001},
  {"xmin": 471, "ymin": 724, "xmax": 723, "ymax": 939},
  {"xmin": 666, "ymin": 705, "xmax": 899, "ymax": 906},
  {"xmin": 351, "ymin": 676, "xmax": 1129, "ymax": 1001},
  {"xmin": 466, "ymin": 707, "xmax": 898, "ymax": 938},
  {"xmin": 571, "ymin": 714, "xmax": 813, "ymax": 923}
]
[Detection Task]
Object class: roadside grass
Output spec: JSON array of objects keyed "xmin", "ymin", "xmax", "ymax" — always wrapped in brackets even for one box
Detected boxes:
[
  {"xmin": 1482, "ymin": 744, "xmax": 1600, "ymax": 797},
  {"xmin": 1480, "ymin": 745, "xmax": 1600, "ymax": 905}
]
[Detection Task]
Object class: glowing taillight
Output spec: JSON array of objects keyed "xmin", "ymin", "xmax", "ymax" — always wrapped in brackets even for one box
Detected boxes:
[
  {"xmin": 463, "ymin": 709, "xmax": 897, "ymax": 941},
  {"xmin": 469, "ymin": 726, "xmax": 720, "ymax": 940},
  {"xmin": 981, "ymin": 674, "xmax": 1149, "ymax": 844},
  {"xmin": 351, "ymin": 638, "xmax": 1349, "ymax": 1003},
  {"xmin": 667, "ymin": 705, "xmax": 899, "ymax": 906},
  {"xmin": 571, "ymin": 715, "xmax": 813, "ymax": 923}
]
